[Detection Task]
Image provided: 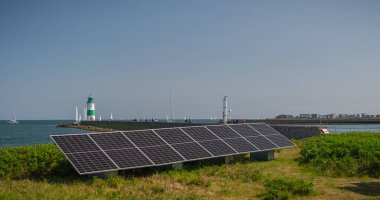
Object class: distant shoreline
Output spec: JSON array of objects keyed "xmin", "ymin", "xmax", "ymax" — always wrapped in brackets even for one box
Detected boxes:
[{"xmin": 245, "ymin": 118, "xmax": 380, "ymax": 125}]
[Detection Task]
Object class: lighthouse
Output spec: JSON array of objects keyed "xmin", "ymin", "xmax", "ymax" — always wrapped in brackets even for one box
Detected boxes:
[{"xmin": 87, "ymin": 94, "xmax": 96, "ymax": 121}]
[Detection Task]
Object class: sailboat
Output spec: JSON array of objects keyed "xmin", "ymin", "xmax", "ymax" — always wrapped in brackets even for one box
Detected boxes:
[
  {"xmin": 79, "ymin": 115, "xmax": 82, "ymax": 123},
  {"xmin": 8, "ymin": 110, "xmax": 18, "ymax": 124},
  {"xmin": 74, "ymin": 106, "xmax": 79, "ymax": 125},
  {"xmin": 110, "ymin": 113, "xmax": 113, "ymax": 121},
  {"xmin": 99, "ymin": 115, "xmax": 102, "ymax": 121}
]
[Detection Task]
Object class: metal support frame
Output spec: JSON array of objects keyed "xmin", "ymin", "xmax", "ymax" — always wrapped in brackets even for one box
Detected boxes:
[
  {"xmin": 172, "ymin": 162, "xmax": 183, "ymax": 169},
  {"xmin": 250, "ymin": 150, "xmax": 274, "ymax": 161},
  {"xmin": 224, "ymin": 155, "xmax": 234, "ymax": 164}
]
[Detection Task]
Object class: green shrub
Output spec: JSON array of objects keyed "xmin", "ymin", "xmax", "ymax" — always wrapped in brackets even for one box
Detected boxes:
[
  {"xmin": 298, "ymin": 133, "xmax": 380, "ymax": 177},
  {"xmin": 261, "ymin": 177, "xmax": 314, "ymax": 200},
  {"xmin": 0, "ymin": 144, "xmax": 75, "ymax": 179}
]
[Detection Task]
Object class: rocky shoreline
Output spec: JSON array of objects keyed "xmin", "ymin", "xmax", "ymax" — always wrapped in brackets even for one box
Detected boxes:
[{"xmin": 57, "ymin": 123, "xmax": 114, "ymax": 132}]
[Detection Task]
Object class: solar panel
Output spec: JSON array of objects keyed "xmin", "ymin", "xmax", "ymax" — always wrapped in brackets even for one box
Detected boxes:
[
  {"xmin": 206, "ymin": 125, "xmax": 241, "ymax": 139},
  {"xmin": 181, "ymin": 126, "xmax": 218, "ymax": 141},
  {"xmin": 171, "ymin": 142, "xmax": 212, "ymax": 160},
  {"xmin": 265, "ymin": 134, "xmax": 296, "ymax": 148},
  {"xmin": 66, "ymin": 151, "xmax": 118, "ymax": 174},
  {"xmin": 154, "ymin": 128, "xmax": 194, "ymax": 144},
  {"xmin": 89, "ymin": 132, "xmax": 134, "ymax": 150},
  {"xmin": 105, "ymin": 148, "xmax": 153, "ymax": 168},
  {"xmin": 245, "ymin": 136, "xmax": 278, "ymax": 150},
  {"xmin": 249, "ymin": 123, "xmax": 280, "ymax": 136},
  {"xmin": 228, "ymin": 124, "xmax": 261, "ymax": 137},
  {"xmin": 140, "ymin": 145, "xmax": 184, "ymax": 164},
  {"xmin": 51, "ymin": 123, "xmax": 296, "ymax": 175},
  {"xmin": 223, "ymin": 138, "xmax": 259, "ymax": 153},
  {"xmin": 199, "ymin": 140, "xmax": 236, "ymax": 156},
  {"xmin": 51, "ymin": 135, "xmax": 100, "ymax": 153},
  {"xmin": 123, "ymin": 130, "xmax": 166, "ymax": 147}
]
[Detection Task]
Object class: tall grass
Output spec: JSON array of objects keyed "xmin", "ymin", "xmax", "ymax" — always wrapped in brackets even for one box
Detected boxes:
[
  {"xmin": 298, "ymin": 133, "xmax": 380, "ymax": 177},
  {"xmin": 0, "ymin": 144, "xmax": 74, "ymax": 179},
  {"xmin": 261, "ymin": 177, "xmax": 314, "ymax": 200}
]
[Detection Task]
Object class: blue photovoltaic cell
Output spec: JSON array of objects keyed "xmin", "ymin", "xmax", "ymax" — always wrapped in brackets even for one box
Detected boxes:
[
  {"xmin": 171, "ymin": 142, "xmax": 212, "ymax": 160},
  {"xmin": 154, "ymin": 128, "xmax": 194, "ymax": 144},
  {"xmin": 105, "ymin": 148, "xmax": 153, "ymax": 168},
  {"xmin": 66, "ymin": 151, "xmax": 117, "ymax": 174},
  {"xmin": 89, "ymin": 132, "xmax": 134, "ymax": 150},
  {"xmin": 140, "ymin": 145, "xmax": 184, "ymax": 164},
  {"xmin": 245, "ymin": 136, "xmax": 278, "ymax": 150},
  {"xmin": 206, "ymin": 125, "xmax": 241, "ymax": 139},
  {"xmin": 123, "ymin": 130, "xmax": 166, "ymax": 147},
  {"xmin": 181, "ymin": 126, "xmax": 218, "ymax": 141},
  {"xmin": 223, "ymin": 138, "xmax": 259, "ymax": 153},
  {"xmin": 249, "ymin": 123, "xmax": 280, "ymax": 136},
  {"xmin": 52, "ymin": 135, "xmax": 100, "ymax": 153},
  {"xmin": 199, "ymin": 140, "xmax": 236, "ymax": 156},
  {"xmin": 228, "ymin": 124, "xmax": 261, "ymax": 137},
  {"xmin": 265, "ymin": 134, "xmax": 296, "ymax": 148}
]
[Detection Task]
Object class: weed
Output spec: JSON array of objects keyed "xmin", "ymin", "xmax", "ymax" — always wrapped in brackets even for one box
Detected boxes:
[
  {"xmin": 261, "ymin": 177, "xmax": 314, "ymax": 200},
  {"xmin": 298, "ymin": 133, "xmax": 380, "ymax": 177}
]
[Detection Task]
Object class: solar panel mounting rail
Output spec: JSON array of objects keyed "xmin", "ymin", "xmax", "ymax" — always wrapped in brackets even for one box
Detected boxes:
[{"xmin": 51, "ymin": 123, "xmax": 296, "ymax": 175}]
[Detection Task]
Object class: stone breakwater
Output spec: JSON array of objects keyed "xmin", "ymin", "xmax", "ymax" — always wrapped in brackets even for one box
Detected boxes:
[{"xmin": 57, "ymin": 124, "xmax": 114, "ymax": 132}]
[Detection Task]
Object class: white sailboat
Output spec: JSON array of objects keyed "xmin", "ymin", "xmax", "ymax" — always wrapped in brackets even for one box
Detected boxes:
[
  {"xmin": 8, "ymin": 110, "xmax": 18, "ymax": 124},
  {"xmin": 99, "ymin": 115, "xmax": 102, "ymax": 121},
  {"xmin": 74, "ymin": 106, "xmax": 79, "ymax": 124},
  {"xmin": 79, "ymin": 115, "xmax": 82, "ymax": 123},
  {"xmin": 110, "ymin": 113, "xmax": 113, "ymax": 121}
]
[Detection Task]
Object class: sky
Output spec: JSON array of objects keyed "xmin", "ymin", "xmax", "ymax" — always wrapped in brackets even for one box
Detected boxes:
[{"xmin": 0, "ymin": 0, "xmax": 380, "ymax": 120}]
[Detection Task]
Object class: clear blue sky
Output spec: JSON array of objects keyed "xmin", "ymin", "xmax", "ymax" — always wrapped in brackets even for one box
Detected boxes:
[{"xmin": 1, "ymin": 0, "xmax": 379, "ymax": 120}]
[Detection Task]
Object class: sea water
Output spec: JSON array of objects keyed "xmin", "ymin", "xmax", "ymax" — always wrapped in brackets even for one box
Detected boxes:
[{"xmin": 0, "ymin": 120, "xmax": 90, "ymax": 147}]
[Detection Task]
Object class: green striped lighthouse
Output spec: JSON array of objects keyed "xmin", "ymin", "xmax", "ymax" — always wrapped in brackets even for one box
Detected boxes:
[{"xmin": 87, "ymin": 94, "xmax": 96, "ymax": 121}]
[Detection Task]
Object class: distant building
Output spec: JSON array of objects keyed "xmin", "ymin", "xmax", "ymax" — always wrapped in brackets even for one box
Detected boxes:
[
  {"xmin": 325, "ymin": 114, "xmax": 337, "ymax": 119},
  {"xmin": 275, "ymin": 114, "xmax": 294, "ymax": 119},
  {"xmin": 298, "ymin": 114, "xmax": 312, "ymax": 119},
  {"xmin": 311, "ymin": 114, "xmax": 320, "ymax": 119}
]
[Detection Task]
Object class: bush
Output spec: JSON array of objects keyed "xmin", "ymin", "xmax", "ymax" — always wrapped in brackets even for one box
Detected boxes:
[
  {"xmin": 261, "ymin": 177, "xmax": 314, "ymax": 200},
  {"xmin": 298, "ymin": 133, "xmax": 380, "ymax": 177},
  {"xmin": 0, "ymin": 144, "xmax": 75, "ymax": 179}
]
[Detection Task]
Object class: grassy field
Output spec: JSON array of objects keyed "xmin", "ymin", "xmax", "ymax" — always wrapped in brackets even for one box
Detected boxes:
[{"xmin": 1, "ymin": 137, "xmax": 380, "ymax": 199}]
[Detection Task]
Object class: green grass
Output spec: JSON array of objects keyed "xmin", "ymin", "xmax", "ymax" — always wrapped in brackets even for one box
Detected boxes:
[
  {"xmin": 298, "ymin": 133, "xmax": 380, "ymax": 178},
  {"xmin": 0, "ymin": 144, "xmax": 74, "ymax": 179},
  {"xmin": 261, "ymin": 177, "xmax": 314, "ymax": 200}
]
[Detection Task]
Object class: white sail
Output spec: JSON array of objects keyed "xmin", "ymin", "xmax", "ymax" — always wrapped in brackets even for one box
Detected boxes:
[
  {"xmin": 99, "ymin": 115, "xmax": 102, "ymax": 121},
  {"xmin": 79, "ymin": 115, "xmax": 82, "ymax": 122},
  {"xmin": 75, "ymin": 106, "xmax": 78, "ymax": 122},
  {"xmin": 110, "ymin": 113, "xmax": 113, "ymax": 121},
  {"xmin": 8, "ymin": 110, "xmax": 18, "ymax": 124}
]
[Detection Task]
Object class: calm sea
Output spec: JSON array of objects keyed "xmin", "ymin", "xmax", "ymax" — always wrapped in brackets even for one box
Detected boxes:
[
  {"xmin": 1, "ymin": 120, "xmax": 380, "ymax": 147},
  {"xmin": 0, "ymin": 120, "xmax": 90, "ymax": 147}
]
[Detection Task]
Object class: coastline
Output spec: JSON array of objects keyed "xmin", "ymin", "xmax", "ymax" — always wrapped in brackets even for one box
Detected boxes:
[{"xmin": 57, "ymin": 123, "xmax": 114, "ymax": 132}]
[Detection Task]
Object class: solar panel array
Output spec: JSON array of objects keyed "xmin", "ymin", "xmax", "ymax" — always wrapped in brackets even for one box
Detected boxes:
[{"xmin": 51, "ymin": 123, "xmax": 296, "ymax": 175}]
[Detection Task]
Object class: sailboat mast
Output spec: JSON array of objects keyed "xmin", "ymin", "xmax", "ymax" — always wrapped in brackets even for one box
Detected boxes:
[
  {"xmin": 75, "ymin": 106, "xmax": 78, "ymax": 122},
  {"xmin": 170, "ymin": 91, "xmax": 175, "ymax": 122}
]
